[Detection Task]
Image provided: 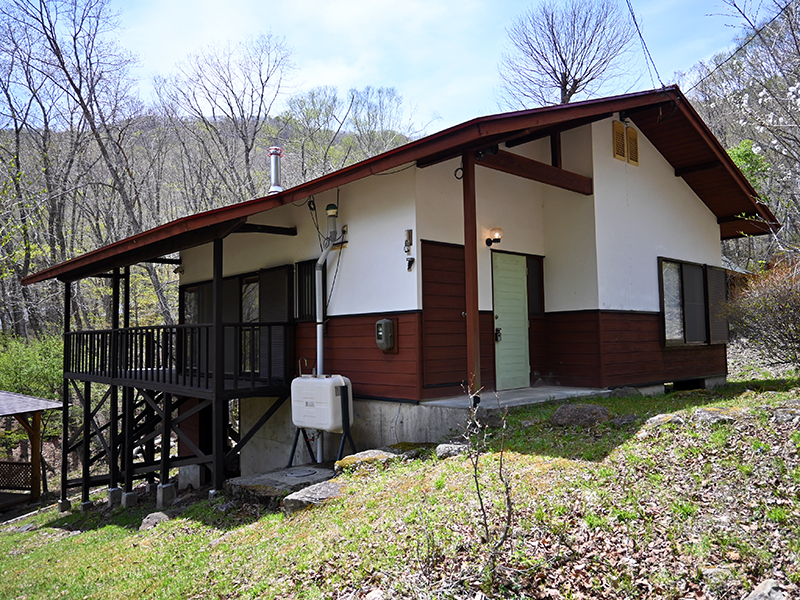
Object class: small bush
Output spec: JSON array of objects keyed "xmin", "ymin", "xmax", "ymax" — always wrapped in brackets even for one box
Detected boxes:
[{"xmin": 726, "ymin": 260, "xmax": 800, "ymax": 367}]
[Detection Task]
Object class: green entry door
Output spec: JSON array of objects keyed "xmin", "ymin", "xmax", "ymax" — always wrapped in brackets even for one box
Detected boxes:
[{"xmin": 493, "ymin": 252, "xmax": 530, "ymax": 390}]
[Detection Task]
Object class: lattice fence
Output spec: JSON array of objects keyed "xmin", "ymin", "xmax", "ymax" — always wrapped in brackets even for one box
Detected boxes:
[{"xmin": 0, "ymin": 461, "xmax": 32, "ymax": 491}]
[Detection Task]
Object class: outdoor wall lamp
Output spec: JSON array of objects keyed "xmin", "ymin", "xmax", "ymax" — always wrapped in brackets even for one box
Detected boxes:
[{"xmin": 485, "ymin": 227, "xmax": 503, "ymax": 247}]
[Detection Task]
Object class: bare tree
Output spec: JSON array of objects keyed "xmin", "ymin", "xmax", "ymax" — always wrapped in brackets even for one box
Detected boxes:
[
  {"xmin": 155, "ymin": 35, "xmax": 293, "ymax": 203},
  {"xmin": 498, "ymin": 0, "xmax": 636, "ymax": 108}
]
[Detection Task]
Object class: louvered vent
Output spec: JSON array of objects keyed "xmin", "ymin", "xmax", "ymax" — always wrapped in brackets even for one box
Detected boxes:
[
  {"xmin": 626, "ymin": 126, "xmax": 639, "ymax": 166},
  {"xmin": 613, "ymin": 120, "xmax": 626, "ymax": 161}
]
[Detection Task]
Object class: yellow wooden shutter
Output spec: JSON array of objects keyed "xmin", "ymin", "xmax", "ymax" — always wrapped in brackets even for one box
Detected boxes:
[
  {"xmin": 613, "ymin": 120, "xmax": 626, "ymax": 161},
  {"xmin": 626, "ymin": 126, "xmax": 639, "ymax": 166}
]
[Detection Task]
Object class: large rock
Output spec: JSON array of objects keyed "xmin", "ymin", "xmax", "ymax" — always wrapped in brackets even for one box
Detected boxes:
[
  {"xmin": 693, "ymin": 407, "xmax": 745, "ymax": 425},
  {"xmin": 283, "ymin": 480, "xmax": 343, "ymax": 516},
  {"xmin": 550, "ymin": 404, "xmax": 611, "ymax": 427},
  {"xmin": 743, "ymin": 579, "xmax": 786, "ymax": 600},
  {"xmin": 436, "ymin": 443, "xmax": 468, "ymax": 459},
  {"xmin": 334, "ymin": 449, "xmax": 400, "ymax": 474},
  {"xmin": 139, "ymin": 511, "xmax": 170, "ymax": 531},
  {"xmin": 609, "ymin": 386, "xmax": 643, "ymax": 398}
]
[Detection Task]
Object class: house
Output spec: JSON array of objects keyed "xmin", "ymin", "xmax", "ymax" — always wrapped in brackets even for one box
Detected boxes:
[{"xmin": 22, "ymin": 86, "xmax": 778, "ymax": 507}]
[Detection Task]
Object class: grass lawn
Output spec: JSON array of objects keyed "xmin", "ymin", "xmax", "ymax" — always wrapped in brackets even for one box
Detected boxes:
[{"xmin": 2, "ymin": 377, "xmax": 799, "ymax": 599}]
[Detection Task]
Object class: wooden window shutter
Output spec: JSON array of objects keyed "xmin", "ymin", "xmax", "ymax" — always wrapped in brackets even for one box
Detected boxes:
[
  {"xmin": 683, "ymin": 263, "xmax": 708, "ymax": 343},
  {"xmin": 626, "ymin": 126, "xmax": 639, "ymax": 166},
  {"xmin": 613, "ymin": 120, "xmax": 626, "ymax": 161},
  {"xmin": 706, "ymin": 266, "xmax": 729, "ymax": 344}
]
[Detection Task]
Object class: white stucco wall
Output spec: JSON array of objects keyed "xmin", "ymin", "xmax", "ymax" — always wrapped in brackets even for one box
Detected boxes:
[
  {"xmin": 180, "ymin": 165, "xmax": 419, "ymax": 315},
  {"xmin": 591, "ymin": 117, "xmax": 722, "ymax": 312}
]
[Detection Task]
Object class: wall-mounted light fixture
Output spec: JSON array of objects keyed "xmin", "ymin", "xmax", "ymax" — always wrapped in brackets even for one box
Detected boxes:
[
  {"xmin": 485, "ymin": 227, "xmax": 503, "ymax": 247},
  {"xmin": 404, "ymin": 229, "xmax": 413, "ymax": 254}
]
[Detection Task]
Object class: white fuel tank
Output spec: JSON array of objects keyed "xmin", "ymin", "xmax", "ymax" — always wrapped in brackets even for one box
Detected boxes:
[{"xmin": 291, "ymin": 375, "xmax": 354, "ymax": 433}]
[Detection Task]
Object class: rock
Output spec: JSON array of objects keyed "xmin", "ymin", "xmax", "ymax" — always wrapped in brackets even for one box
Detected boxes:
[
  {"xmin": 334, "ymin": 449, "xmax": 399, "ymax": 473},
  {"xmin": 550, "ymin": 404, "xmax": 611, "ymax": 427},
  {"xmin": 283, "ymin": 480, "xmax": 343, "ymax": 515},
  {"xmin": 773, "ymin": 408, "xmax": 800, "ymax": 423},
  {"xmin": 694, "ymin": 407, "xmax": 745, "ymax": 425},
  {"xmin": 364, "ymin": 590, "xmax": 385, "ymax": 600},
  {"xmin": 436, "ymin": 443, "xmax": 468, "ymax": 459},
  {"xmin": 609, "ymin": 386, "xmax": 643, "ymax": 398},
  {"xmin": 139, "ymin": 511, "xmax": 170, "ymax": 531},
  {"xmin": 15, "ymin": 523, "xmax": 36, "ymax": 533},
  {"xmin": 743, "ymin": 579, "xmax": 786, "ymax": 600},
  {"xmin": 520, "ymin": 420, "xmax": 536, "ymax": 428},
  {"xmin": 700, "ymin": 565, "xmax": 733, "ymax": 583},
  {"xmin": 609, "ymin": 414, "xmax": 638, "ymax": 427},
  {"xmin": 645, "ymin": 413, "xmax": 685, "ymax": 427}
]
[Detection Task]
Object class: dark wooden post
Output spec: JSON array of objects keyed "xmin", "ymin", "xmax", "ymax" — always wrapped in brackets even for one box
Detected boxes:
[
  {"xmin": 212, "ymin": 238, "xmax": 226, "ymax": 490},
  {"xmin": 550, "ymin": 132, "xmax": 562, "ymax": 168},
  {"xmin": 123, "ymin": 268, "xmax": 134, "ymax": 495},
  {"xmin": 60, "ymin": 282, "xmax": 71, "ymax": 510},
  {"xmin": 30, "ymin": 411, "xmax": 41, "ymax": 501},
  {"xmin": 81, "ymin": 380, "xmax": 91, "ymax": 505},
  {"xmin": 462, "ymin": 152, "xmax": 481, "ymax": 396},
  {"xmin": 109, "ymin": 268, "xmax": 120, "ymax": 489},
  {"xmin": 160, "ymin": 393, "xmax": 171, "ymax": 484}
]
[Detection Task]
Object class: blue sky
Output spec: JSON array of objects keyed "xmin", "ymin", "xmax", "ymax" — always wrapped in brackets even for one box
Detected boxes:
[{"xmin": 110, "ymin": 0, "xmax": 749, "ymax": 132}]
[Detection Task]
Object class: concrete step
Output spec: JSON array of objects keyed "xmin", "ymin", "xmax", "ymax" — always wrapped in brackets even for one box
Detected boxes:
[{"xmin": 224, "ymin": 465, "xmax": 335, "ymax": 510}]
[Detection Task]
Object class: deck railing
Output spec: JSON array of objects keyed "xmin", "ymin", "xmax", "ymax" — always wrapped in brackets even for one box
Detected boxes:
[
  {"xmin": 65, "ymin": 323, "xmax": 293, "ymax": 394},
  {"xmin": 0, "ymin": 460, "xmax": 32, "ymax": 491}
]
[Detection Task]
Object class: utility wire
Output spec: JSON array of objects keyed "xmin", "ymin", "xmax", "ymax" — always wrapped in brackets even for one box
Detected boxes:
[
  {"xmin": 686, "ymin": 0, "xmax": 795, "ymax": 94},
  {"xmin": 626, "ymin": 0, "xmax": 665, "ymax": 89}
]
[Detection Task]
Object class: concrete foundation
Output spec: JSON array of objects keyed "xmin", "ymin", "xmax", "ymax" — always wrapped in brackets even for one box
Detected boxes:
[
  {"xmin": 239, "ymin": 386, "xmax": 608, "ymax": 478},
  {"xmin": 57, "ymin": 499, "xmax": 71, "ymax": 512},
  {"xmin": 145, "ymin": 482, "xmax": 158, "ymax": 495},
  {"xmin": 704, "ymin": 376, "xmax": 728, "ymax": 389},
  {"xmin": 178, "ymin": 465, "xmax": 206, "ymax": 491},
  {"xmin": 121, "ymin": 491, "xmax": 138, "ymax": 508},
  {"xmin": 80, "ymin": 501, "xmax": 93, "ymax": 512},
  {"xmin": 636, "ymin": 384, "xmax": 666, "ymax": 397},
  {"xmin": 107, "ymin": 487, "xmax": 122, "ymax": 507},
  {"xmin": 156, "ymin": 483, "xmax": 176, "ymax": 509}
]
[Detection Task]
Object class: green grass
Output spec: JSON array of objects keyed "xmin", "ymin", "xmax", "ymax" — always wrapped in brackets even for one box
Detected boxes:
[{"xmin": 2, "ymin": 378, "xmax": 800, "ymax": 598}]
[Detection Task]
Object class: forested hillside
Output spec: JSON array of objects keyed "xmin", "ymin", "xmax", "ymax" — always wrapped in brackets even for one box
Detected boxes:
[{"xmin": 0, "ymin": 0, "xmax": 420, "ymax": 338}]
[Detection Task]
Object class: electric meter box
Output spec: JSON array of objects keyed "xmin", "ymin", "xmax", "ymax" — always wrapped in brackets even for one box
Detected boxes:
[{"xmin": 291, "ymin": 374, "xmax": 353, "ymax": 433}]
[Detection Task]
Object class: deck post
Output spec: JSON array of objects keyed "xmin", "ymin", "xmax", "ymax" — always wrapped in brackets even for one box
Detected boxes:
[
  {"xmin": 31, "ymin": 411, "xmax": 41, "ymax": 502},
  {"xmin": 81, "ymin": 380, "xmax": 91, "ymax": 506},
  {"xmin": 109, "ymin": 268, "xmax": 120, "ymax": 490},
  {"xmin": 160, "ymin": 393, "xmax": 171, "ymax": 484},
  {"xmin": 462, "ymin": 151, "xmax": 481, "ymax": 396},
  {"xmin": 212, "ymin": 237, "xmax": 226, "ymax": 491},
  {"xmin": 60, "ymin": 282, "xmax": 71, "ymax": 511}
]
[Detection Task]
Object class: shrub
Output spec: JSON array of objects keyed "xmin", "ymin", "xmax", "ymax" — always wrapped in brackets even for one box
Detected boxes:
[{"xmin": 726, "ymin": 260, "xmax": 800, "ymax": 367}]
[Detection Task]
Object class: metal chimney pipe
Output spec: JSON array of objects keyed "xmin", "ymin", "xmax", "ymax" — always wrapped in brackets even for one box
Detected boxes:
[{"xmin": 268, "ymin": 147, "xmax": 283, "ymax": 195}]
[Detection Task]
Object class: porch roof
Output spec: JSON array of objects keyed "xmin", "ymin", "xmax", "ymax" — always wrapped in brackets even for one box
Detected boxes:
[
  {"xmin": 0, "ymin": 391, "xmax": 61, "ymax": 418},
  {"xmin": 22, "ymin": 85, "xmax": 779, "ymax": 285}
]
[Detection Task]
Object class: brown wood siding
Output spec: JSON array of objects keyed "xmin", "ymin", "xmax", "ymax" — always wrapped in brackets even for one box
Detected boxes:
[
  {"xmin": 541, "ymin": 310, "xmax": 726, "ymax": 388},
  {"xmin": 294, "ymin": 313, "xmax": 423, "ymax": 401},
  {"xmin": 420, "ymin": 241, "xmax": 495, "ymax": 396}
]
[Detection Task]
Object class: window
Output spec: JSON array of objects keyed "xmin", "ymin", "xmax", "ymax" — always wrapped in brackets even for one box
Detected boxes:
[
  {"xmin": 659, "ymin": 258, "xmax": 728, "ymax": 346},
  {"xmin": 296, "ymin": 258, "xmax": 323, "ymax": 322}
]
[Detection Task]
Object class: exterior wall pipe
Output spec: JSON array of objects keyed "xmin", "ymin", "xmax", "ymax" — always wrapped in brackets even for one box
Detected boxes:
[{"xmin": 315, "ymin": 204, "xmax": 339, "ymax": 376}]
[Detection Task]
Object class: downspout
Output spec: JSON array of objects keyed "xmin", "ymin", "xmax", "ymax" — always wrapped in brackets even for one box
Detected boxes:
[{"xmin": 316, "ymin": 203, "xmax": 339, "ymax": 376}]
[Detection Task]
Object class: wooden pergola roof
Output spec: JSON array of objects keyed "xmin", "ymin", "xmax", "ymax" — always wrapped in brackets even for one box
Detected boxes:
[{"xmin": 21, "ymin": 86, "xmax": 779, "ymax": 286}]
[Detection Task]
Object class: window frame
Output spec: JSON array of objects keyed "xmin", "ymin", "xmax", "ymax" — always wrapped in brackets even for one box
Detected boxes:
[{"xmin": 658, "ymin": 257, "xmax": 728, "ymax": 347}]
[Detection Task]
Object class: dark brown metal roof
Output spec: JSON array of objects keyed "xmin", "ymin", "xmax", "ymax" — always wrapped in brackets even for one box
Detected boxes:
[
  {"xmin": 0, "ymin": 391, "xmax": 61, "ymax": 417},
  {"xmin": 21, "ymin": 86, "xmax": 778, "ymax": 285}
]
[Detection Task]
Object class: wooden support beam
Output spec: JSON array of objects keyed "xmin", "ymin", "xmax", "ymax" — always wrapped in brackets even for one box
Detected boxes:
[
  {"xmin": 31, "ymin": 411, "xmax": 41, "ymax": 501},
  {"xmin": 109, "ymin": 269, "xmax": 120, "ymax": 490},
  {"xmin": 212, "ymin": 238, "xmax": 226, "ymax": 491},
  {"xmin": 82, "ymin": 381, "xmax": 91, "ymax": 504},
  {"xmin": 462, "ymin": 152, "xmax": 481, "ymax": 396},
  {"xmin": 160, "ymin": 394, "xmax": 171, "ymax": 484},
  {"xmin": 233, "ymin": 224, "xmax": 298, "ymax": 236},
  {"xmin": 675, "ymin": 160, "xmax": 722, "ymax": 178},
  {"xmin": 61, "ymin": 282, "xmax": 71, "ymax": 505},
  {"xmin": 550, "ymin": 132, "xmax": 562, "ymax": 169},
  {"xmin": 478, "ymin": 150, "xmax": 593, "ymax": 195}
]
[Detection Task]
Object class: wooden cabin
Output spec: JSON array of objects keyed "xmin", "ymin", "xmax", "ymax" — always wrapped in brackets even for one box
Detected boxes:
[{"xmin": 22, "ymin": 86, "xmax": 778, "ymax": 504}]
